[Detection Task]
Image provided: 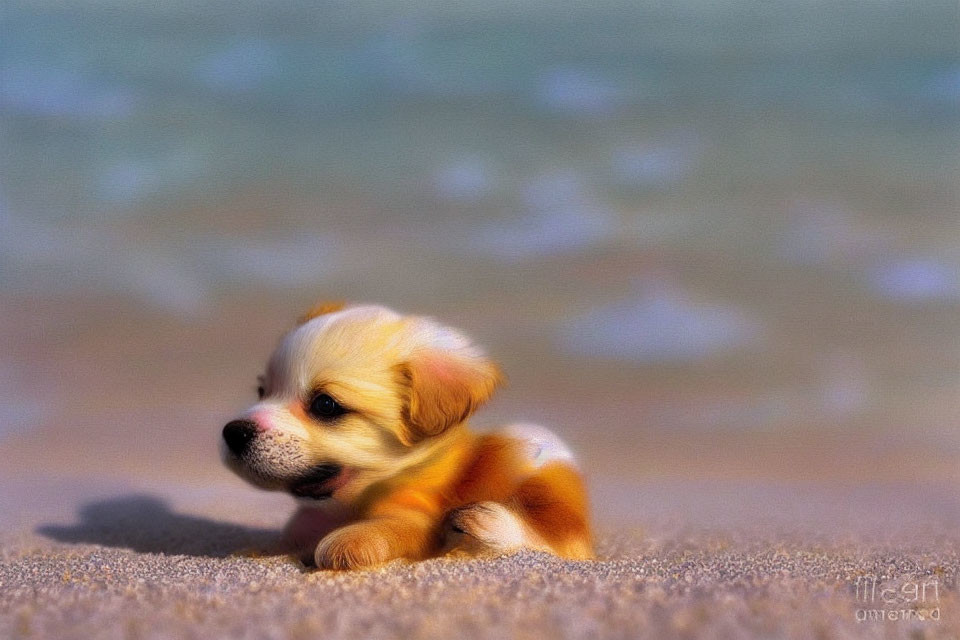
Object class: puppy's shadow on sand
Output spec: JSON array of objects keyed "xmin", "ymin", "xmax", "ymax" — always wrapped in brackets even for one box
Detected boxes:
[{"xmin": 37, "ymin": 495, "xmax": 280, "ymax": 558}]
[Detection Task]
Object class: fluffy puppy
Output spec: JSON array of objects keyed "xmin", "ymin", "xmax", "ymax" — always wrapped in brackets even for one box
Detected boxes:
[{"xmin": 221, "ymin": 302, "xmax": 592, "ymax": 569}]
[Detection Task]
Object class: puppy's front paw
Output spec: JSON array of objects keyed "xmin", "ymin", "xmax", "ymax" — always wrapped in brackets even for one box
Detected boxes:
[
  {"xmin": 445, "ymin": 501, "xmax": 529, "ymax": 554},
  {"xmin": 314, "ymin": 524, "xmax": 393, "ymax": 570}
]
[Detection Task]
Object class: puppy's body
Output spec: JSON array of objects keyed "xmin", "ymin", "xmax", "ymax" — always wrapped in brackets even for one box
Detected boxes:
[{"xmin": 221, "ymin": 303, "xmax": 592, "ymax": 569}]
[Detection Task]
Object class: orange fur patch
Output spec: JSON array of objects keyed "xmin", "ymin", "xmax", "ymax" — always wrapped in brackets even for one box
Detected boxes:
[
  {"xmin": 395, "ymin": 356, "xmax": 502, "ymax": 445},
  {"xmin": 451, "ymin": 435, "xmax": 528, "ymax": 505},
  {"xmin": 329, "ymin": 431, "xmax": 593, "ymax": 564},
  {"xmin": 513, "ymin": 462, "xmax": 593, "ymax": 559}
]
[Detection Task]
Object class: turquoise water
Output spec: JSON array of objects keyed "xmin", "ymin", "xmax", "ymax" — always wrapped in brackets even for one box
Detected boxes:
[{"xmin": 2, "ymin": 0, "xmax": 957, "ymax": 219}]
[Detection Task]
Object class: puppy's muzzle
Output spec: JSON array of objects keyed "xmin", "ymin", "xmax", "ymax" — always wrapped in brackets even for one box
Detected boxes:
[{"xmin": 222, "ymin": 419, "xmax": 258, "ymax": 456}]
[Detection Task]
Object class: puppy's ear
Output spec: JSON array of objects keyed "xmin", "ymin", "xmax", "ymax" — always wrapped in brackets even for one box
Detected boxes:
[
  {"xmin": 395, "ymin": 342, "xmax": 502, "ymax": 446},
  {"xmin": 297, "ymin": 300, "xmax": 347, "ymax": 325}
]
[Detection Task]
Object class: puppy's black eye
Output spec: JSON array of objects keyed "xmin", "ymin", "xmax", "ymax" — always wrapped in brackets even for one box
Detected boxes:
[
  {"xmin": 257, "ymin": 385, "xmax": 266, "ymax": 400},
  {"xmin": 308, "ymin": 393, "xmax": 346, "ymax": 420}
]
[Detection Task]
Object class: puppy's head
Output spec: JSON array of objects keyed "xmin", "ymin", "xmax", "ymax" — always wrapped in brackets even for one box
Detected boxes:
[{"xmin": 220, "ymin": 303, "xmax": 501, "ymax": 503}]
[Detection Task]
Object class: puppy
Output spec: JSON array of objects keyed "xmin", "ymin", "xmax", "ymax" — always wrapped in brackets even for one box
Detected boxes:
[{"xmin": 221, "ymin": 302, "xmax": 592, "ymax": 569}]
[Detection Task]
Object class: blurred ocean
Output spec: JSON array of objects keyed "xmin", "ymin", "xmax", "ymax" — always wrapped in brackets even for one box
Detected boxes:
[{"xmin": 1, "ymin": 0, "xmax": 959, "ymax": 480}]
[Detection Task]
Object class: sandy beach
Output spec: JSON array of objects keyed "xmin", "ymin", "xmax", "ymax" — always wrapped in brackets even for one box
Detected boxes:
[{"xmin": 1, "ymin": 467, "xmax": 958, "ymax": 639}]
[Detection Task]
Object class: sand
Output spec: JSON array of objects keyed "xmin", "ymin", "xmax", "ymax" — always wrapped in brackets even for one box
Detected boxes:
[{"xmin": 2, "ymin": 473, "xmax": 958, "ymax": 640}]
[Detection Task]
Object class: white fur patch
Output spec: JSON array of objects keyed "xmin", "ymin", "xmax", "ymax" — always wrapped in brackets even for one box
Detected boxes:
[
  {"xmin": 246, "ymin": 401, "xmax": 310, "ymax": 440},
  {"xmin": 502, "ymin": 423, "xmax": 577, "ymax": 470},
  {"xmin": 465, "ymin": 502, "xmax": 527, "ymax": 550},
  {"xmin": 450, "ymin": 501, "xmax": 532, "ymax": 552}
]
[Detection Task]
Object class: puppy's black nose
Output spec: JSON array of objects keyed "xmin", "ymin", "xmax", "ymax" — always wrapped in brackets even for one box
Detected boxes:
[{"xmin": 222, "ymin": 419, "xmax": 257, "ymax": 456}]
